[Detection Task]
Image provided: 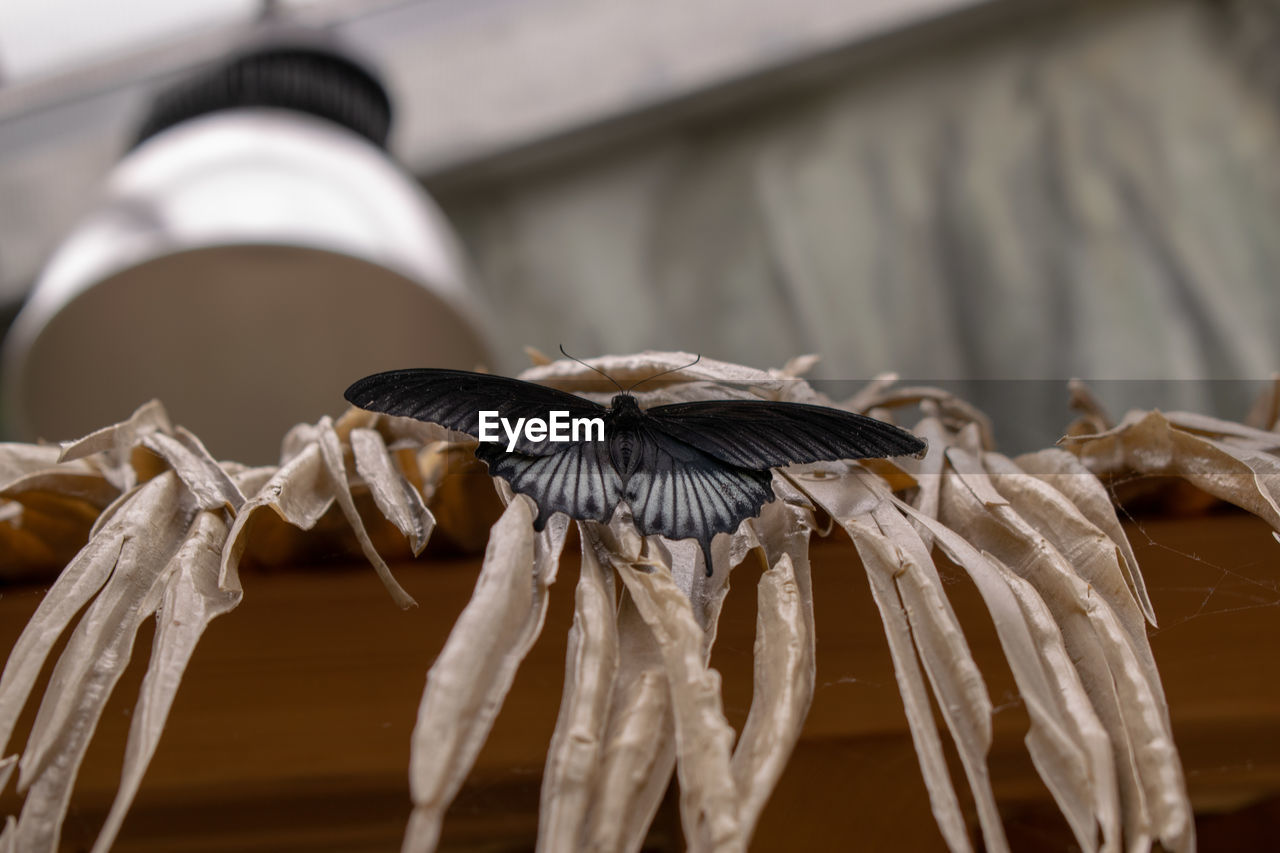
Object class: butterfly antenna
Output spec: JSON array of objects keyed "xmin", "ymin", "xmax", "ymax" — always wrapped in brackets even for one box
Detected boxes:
[
  {"xmin": 559, "ymin": 345, "xmax": 624, "ymax": 393},
  {"xmin": 626, "ymin": 353, "xmax": 703, "ymax": 393}
]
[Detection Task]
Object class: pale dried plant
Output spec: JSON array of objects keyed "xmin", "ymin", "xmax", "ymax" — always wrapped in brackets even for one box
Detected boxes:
[{"xmin": 0, "ymin": 352, "xmax": 1275, "ymax": 852}]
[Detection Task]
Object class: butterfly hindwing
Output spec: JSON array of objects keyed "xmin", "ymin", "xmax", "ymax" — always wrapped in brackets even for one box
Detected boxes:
[
  {"xmin": 344, "ymin": 368, "xmax": 606, "ymax": 456},
  {"xmin": 475, "ymin": 439, "xmax": 623, "ymax": 530},
  {"xmin": 642, "ymin": 399, "xmax": 925, "ymax": 469},
  {"xmin": 620, "ymin": 425, "xmax": 775, "ymax": 559}
]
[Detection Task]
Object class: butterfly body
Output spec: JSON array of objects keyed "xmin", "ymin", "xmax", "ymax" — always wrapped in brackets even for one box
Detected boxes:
[
  {"xmin": 604, "ymin": 394, "xmax": 645, "ymax": 478},
  {"xmin": 345, "ymin": 367, "xmax": 925, "ymax": 571}
]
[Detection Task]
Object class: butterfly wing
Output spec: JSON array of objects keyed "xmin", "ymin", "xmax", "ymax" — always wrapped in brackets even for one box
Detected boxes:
[
  {"xmin": 619, "ymin": 425, "xmax": 775, "ymax": 561},
  {"xmin": 344, "ymin": 368, "xmax": 606, "ymax": 456},
  {"xmin": 475, "ymin": 440, "xmax": 623, "ymax": 530},
  {"xmin": 641, "ymin": 399, "xmax": 925, "ymax": 469}
]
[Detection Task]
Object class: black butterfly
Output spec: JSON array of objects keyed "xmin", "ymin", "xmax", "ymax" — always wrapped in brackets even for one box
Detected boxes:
[{"xmin": 344, "ymin": 365, "xmax": 925, "ymax": 572}]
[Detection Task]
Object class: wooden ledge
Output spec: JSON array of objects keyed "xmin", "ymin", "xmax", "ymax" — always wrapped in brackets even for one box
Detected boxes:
[{"xmin": 2, "ymin": 510, "xmax": 1278, "ymax": 850}]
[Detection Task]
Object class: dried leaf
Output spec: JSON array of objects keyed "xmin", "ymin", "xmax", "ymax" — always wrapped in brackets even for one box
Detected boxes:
[
  {"xmin": 1065, "ymin": 410, "xmax": 1280, "ymax": 532},
  {"xmin": 846, "ymin": 386, "xmax": 996, "ymax": 449},
  {"xmin": 0, "ymin": 449, "xmax": 119, "ymax": 581},
  {"xmin": 728, "ymin": 551, "xmax": 813, "ymax": 839},
  {"xmin": 0, "ymin": 497, "xmax": 104, "ymax": 584},
  {"xmin": 613, "ymin": 552, "xmax": 744, "ymax": 852},
  {"xmin": 89, "ymin": 510, "xmax": 237, "ymax": 853},
  {"xmin": 350, "ymin": 428, "xmax": 434, "ymax": 556},
  {"xmin": 1014, "ymin": 448, "xmax": 1154, "ymax": 626},
  {"xmin": 578, "ymin": 511, "xmax": 678, "ymax": 852},
  {"xmin": 907, "ymin": 417, "xmax": 952, "ymax": 544},
  {"xmin": 0, "ymin": 475, "xmax": 181, "ymax": 757},
  {"xmin": 219, "ymin": 441, "xmax": 333, "ymax": 589},
  {"xmin": 793, "ymin": 467, "xmax": 978, "ymax": 853},
  {"xmin": 873, "ymin": 496, "xmax": 1008, "ymax": 853},
  {"xmin": 981, "ymin": 452, "xmax": 1162, "ymax": 706},
  {"xmin": 315, "ymin": 419, "xmax": 416, "ymax": 608},
  {"xmin": 538, "ymin": 527, "xmax": 620, "ymax": 851},
  {"xmin": 521, "ymin": 351, "xmax": 823, "ymax": 403},
  {"xmin": 138, "ymin": 428, "xmax": 244, "ymax": 512},
  {"xmin": 580, "ymin": 590, "xmax": 676, "ymax": 853},
  {"xmin": 899, "ymin": 501, "xmax": 1119, "ymax": 853},
  {"xmin": 402, "ymin": 497, "xmax": 564, "ymax": 853},
  {"xmin": 941, "ymin": 455, "xmax": 1192, "ymax": 852},
  {"xmin": 576, "ymin": 509, "xmax": 747, "ymax": 852},
  {"xmin": 0, "ymin": 467, "xmax": 119, "ymax": 511},
  {"xmin": 1159, "ymin": 411, "xmax": 1280, "ymax": 449},
  {"xmin": 58, "ymin": 400, "xmax": 171, "ymax": 491},
  {"xmin": 10, "ymin": 473, "xmax": 194, "ymax": 852},
  {"xmin": 218, "ymin": 424, "xmax": 416, "ymax": 608},
  {"xmin": 860, "ymin": 533, "xmax": 973, "ymax": 851}
]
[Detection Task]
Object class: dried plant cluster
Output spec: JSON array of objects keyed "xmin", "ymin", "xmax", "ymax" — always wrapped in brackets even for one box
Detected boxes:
[{"xmin": 0, "ymin": 352, "xmax": 1277, "ymax": 853}]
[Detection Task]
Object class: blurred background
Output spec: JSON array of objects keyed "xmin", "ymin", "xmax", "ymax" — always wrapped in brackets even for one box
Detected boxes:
[{"xmin": 0, "ymin": 0, "xmax": 1277, "ymax": 461}]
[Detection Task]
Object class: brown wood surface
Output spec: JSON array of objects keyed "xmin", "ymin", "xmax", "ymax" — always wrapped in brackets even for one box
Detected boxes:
[{"xmin": 1, "ymin": 510, "xmax": 1279, "ymax": 851}]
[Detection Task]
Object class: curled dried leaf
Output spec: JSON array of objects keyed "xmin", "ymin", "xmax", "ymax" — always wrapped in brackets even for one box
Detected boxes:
[
  {"xmin": 900, "ymin": 501, "xmax": 1120, "ymax": 853},
  {"xmin": 10, "ymin": 472, "xmax": 194, "ymax": 853},
  {"xmin": 612, "ymin": 551, "xmax": 743, "ymax": 853},
  {"xmin": 315, "ymin": 418, "xmax": 416, "ymax": 608},
  {"xmin": 981, "ymin": 451, "xmax": 1161, "ymax": 701},
  {"xmin": 521, "ymin": 351, "xmax": 822, "ymax": 403},
  {"xmin": 89, "ymin": 510, "xmax": 237, "ymax": 853},
  {"xmin": 403, "ymin": 496, "xmax": 563, "ymax": 853},
  {"xmin": 845, "ymin": 385, "xmax": 996, "ymax": 448},
  {"xmin": 1065, "ymin": 410, "xmax": 1280, "ymax": 532},
  {"xmin": 940, "ymin": 453, "xmax": 1191, "ymax": 852},
  {"xmin": 1014, "ymin": 448, "xmax": 1154, "ymax": 626},
  {"xmin": 58, "ymin": 400, "xmax": 171, "ymax": 491},
  {"xmin": 538, "ymin": 527, "xmax": 619, "ymax": 851},
  {"xmin": 1, "ymin": 466, "xmax": 119, "ymax": 511},
  {"xmin": 581, "ymin": 592, "xmax": 676, "ymax": 852},
  {"xmin": 728, "ymin": 552, "xmax": 813, "ymax": 840},
  {"xmin": 139, "ymin": 428, "xmax": 244, "ymax": 512},
  {"xmin": 0, "ymin": 476, "xmax": 181, "ymax": 758},
  {"xmin": 786, "ymin": 479, "xmax": 929, "ymax": 841},
  {"xmin": 350, "ymin": 428, "xmax": 435, "ymax": 556}
]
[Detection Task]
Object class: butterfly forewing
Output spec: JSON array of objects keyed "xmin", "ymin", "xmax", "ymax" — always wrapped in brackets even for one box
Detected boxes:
[
  {"xmin": 642, "ymin": 399, "xmax": 925, "ymax": 469},
  {"xmin": 344, "ymin": 368, "xmax": 605, "ymax": 456}
]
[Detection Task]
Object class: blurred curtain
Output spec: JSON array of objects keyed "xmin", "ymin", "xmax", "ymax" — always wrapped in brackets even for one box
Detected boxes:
[{"xmin": 438, "ymin": 0, "xmax": 1280, "ymax": 448}]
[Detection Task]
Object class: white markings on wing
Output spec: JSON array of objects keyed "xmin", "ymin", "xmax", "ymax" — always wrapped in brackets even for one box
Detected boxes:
[
  {"xmin": 477, "ymin": 441, "xmax": 622, "ymax": 527},
  {"xmin": 621, "ymin": 430, "xmax": 773, "ymax": 549}
]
